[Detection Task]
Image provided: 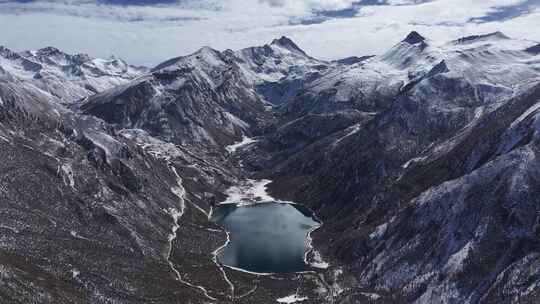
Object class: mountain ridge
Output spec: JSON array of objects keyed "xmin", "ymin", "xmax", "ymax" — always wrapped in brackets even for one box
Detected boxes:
[{"xmin": 2, "ymin": 31, "xmax": 540, "ymax": 303}]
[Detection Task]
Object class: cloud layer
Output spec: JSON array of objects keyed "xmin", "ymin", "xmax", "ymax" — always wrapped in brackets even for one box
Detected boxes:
[{"xmin": 0, "ymin": 0, "xmax": 539, "ymax": 66}]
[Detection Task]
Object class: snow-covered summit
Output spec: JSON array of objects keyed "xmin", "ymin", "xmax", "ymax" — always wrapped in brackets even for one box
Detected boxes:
[
  {"xmin": 23, "ymin": 46, "xmax": 91, "ymax": 65},
  {"xmin": 153, "ymin": 46, "xmax": 228, "ymax": 72},
  {"xmin": 234, "ymin": 36, "xmax": 327, "ymax": 85},
  {"xmin": 283, "ymin": 31, "xmax": 540, "ymax": 119},
  {"xmin": 381, "ymin": 31, "xmax": 432, "ymax": 70},
  {"xmin": 151, "ymin": 46, "xmax": 239, "ymax": 90},
  {"xmin": 149, "ymin": 36, "xmax": 327, "ymax": 104},
  {"xmin": 270, "ymin": 36, "xmax": 309, "ymax": 56}
]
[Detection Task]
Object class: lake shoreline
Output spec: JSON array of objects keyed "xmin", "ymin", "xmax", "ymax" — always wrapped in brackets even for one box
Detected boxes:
[{"xmin": 211, "ymin": 179, "xmax": 329, "ymax": 275}]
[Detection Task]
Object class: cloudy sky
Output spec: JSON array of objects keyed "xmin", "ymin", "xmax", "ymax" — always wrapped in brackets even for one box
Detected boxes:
[{"xmin": 1, "ymin": 0, "xmax": 539, "ymax": 66}]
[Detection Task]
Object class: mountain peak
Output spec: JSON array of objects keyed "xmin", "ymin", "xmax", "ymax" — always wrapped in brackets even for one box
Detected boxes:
[
  {"xmin": 270, "ymin": 36, "xmax": 307, "ymax": 55},
  {"xmin": 272, "ymin": 36, "xmax": 295, "ymax": 46},
  {"xmin": 36, "ymin": 46, "xmax": 64, "ymax": 56},
  {"xmin": 23, "ymin": 47, "xmax": 93, "ymax": 65},
  {"xmin": 151, "ymin": 46, "xmax": 224, "ymax": 72},
  {"xmin": 198, "ymin": 46, "xmax": 217, "ymax": 52},
  {"xmin": 403, "ymin": 31, "xmax": 426, "ymax": 45},
  {"xmin": 0, "ymin": 45, "xmax": 21, "ymax": 59},
  {"xmin": 490, "ymin": 31, "xmax": 509, "ymax": 38},
  {"xmin": 193, "ymin": 46, "xmax": 225, "ymax": 61},
  {"xmin": 190, "ymin": 46, "xmax": 224, "ymax": 59}
]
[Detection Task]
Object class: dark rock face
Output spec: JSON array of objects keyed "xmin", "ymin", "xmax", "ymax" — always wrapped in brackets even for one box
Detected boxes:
[
  {"xmin": 3, "ymin": 32, "xmax": 540, "ymax": 303},
  {"xmin": 403, "ymin": 31, "xmax": 426, "ymax": 44},
  {"xmin": 333, "ymin": 55, "xmax": 374, "ymax": 65},
  {"xmin": 453, "ymin": 31, "xmax": 510, "ymax": 44},
  {"xmin": 526, "ymin": 43, "xmax": 540, "ymax": 54}
]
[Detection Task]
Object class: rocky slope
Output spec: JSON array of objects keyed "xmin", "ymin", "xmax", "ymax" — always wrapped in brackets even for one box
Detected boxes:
[
  {"xmin": 0, "ymin": 56, "xmax": 236, "ymax": 302},
  {"xmin": 76, "ymin": 46, "xmax": 272, "ymax": 151},
  {"xmin": 263, "ymin": 32, "xmax": 540, "ymax": 303},
  {"xmin": 2, "ymin": 31, "xmax": 540, "ymax": 304}
]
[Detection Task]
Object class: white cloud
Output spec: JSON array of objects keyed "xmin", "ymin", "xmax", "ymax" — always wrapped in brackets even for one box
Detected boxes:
[
  {"xmin": 0, "ymin": 0, "xmax": 538, "ymax": 66},
  {"xmin": 259, "ymin": 0, "xmax": 359, "ymax": 11}
]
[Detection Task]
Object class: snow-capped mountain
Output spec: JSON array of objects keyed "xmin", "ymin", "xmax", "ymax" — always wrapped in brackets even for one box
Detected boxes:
[
  {"xmin": 261, "ymin": 32, "xmax": 540, "ymax": 303},
  {"xmin": 233, "ymin": 36, "xmax": 330, "ymax": 104},
  {"xmin": 0, "ymin": 45, "xmax": 145, "ymax": 103},
  {"xmin": 76, "ymin": 46, "xmax": 271, "ymax": 149},
  {"xmin": 268, "ymin": 31, "xmax": 540, "ymax": 157},
  {"xmin": 282, "ymin": 31, "xmax": 539, "ymax": 119},
  {"xmin": 2, "ymin": 32, "xmax": 540, "ymax": 304}
]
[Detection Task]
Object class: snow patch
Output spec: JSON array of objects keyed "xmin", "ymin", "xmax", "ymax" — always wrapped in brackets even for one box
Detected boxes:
[
  {"xmin": 309, "ymin": 250, "xmax": 329, "ymax": 269},
  {"xmin": 276, "ymin": 294, "xmax": 308, "ymax": 303},
  {"xmin": 225, "ymin": 136, "xmax": 257, "ymax": 153},
  {"xmin": 220, "ymin": 179, "xmax": 285, "ymax": 205},
  {"xmin": 402, "ymin": 155, "xmax": 428, "ymax": 169},
  {"xmin": 361, "ymin": 292, "xmax": 382, "ymax": 300},
  {"xmin": 223, "ymin": 112, "xmax": 250, "ymax": 130},
  {"xmin": 119, "ymin": 129, "xmax": 186, "ymax": 161},
  {"xmin": 332, "ymin": 123, "xmax": 361, "ymax": 148},
  {"xmin": 71, "ymin": 269, "xmax": 80, "ymax": 280},
  {"xmin": 70, "ymin": 230, "xmax": 91, "ymax": 241},
  {"xmin": 445, "ymin": 242, "xmax": 473, "ymax": 273},
  {"xmin": 511, "ymin": 101, "xmax": 540, "ymax": 128},
  {"xmin": 61, "ymin": 163, "xmax": 75, "ymax": 189},
  {"xmin": 167, "ymin": 166, "xmax": 186, "ymax": 246},
  {"xmin": 369, "ymin": 223, "xmax": 388, "ymax": 240}
]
